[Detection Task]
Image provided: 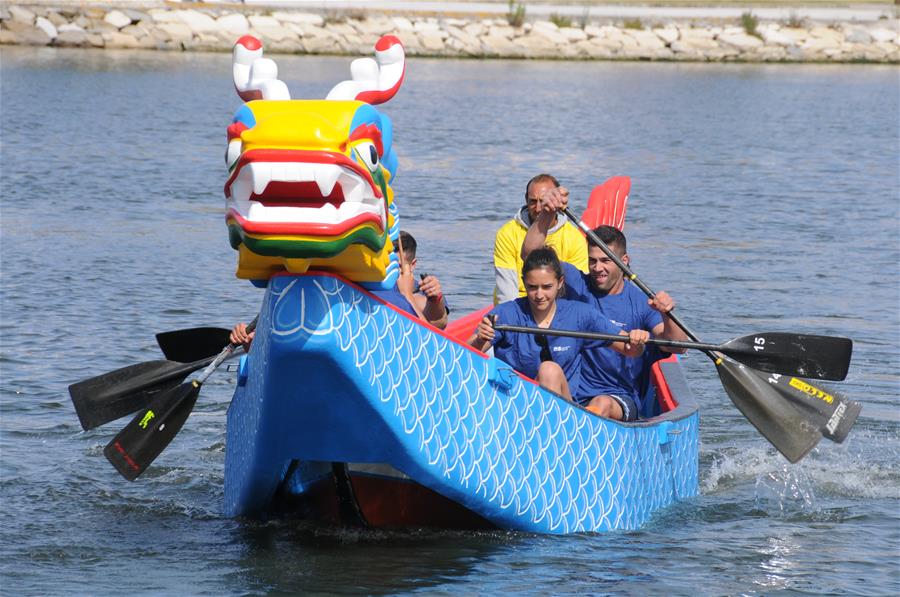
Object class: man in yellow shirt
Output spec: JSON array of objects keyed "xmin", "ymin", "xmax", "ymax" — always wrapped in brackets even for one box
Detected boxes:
[{"xmin": 493, "ymin": 174, "xmax": 588, "ymax": 304}]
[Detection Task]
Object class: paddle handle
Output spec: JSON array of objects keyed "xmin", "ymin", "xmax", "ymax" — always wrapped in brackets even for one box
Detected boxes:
[
  {"xmin": 195, "ymin": 316, "xmax": 258, "ymax": 384},
  {"xmin": 493, "ymin": 324, "xmax": 720, "ymax": 352},
  {"xmin": 561, "ymin": 207, "xmax": 702, "ymax": 345}
]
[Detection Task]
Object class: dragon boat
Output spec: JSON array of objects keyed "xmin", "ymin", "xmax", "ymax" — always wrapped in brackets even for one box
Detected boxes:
[{"xmin": 220, "ymin": 36, "xmax": 699, "ymax": 534}]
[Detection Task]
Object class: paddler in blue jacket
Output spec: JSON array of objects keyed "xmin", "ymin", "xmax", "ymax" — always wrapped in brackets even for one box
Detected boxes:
[
  {"xmin": 521, "ymin": 185, "xmax": 689, "ymax": 421},
  {"xmin": 469, "ymin": 247, "xmax": 648, "ymax": 403}
]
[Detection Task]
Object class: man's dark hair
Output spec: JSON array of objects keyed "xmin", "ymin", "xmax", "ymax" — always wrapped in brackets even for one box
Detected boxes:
[
  {"xmin": 395, "ymin": 230, "xmax": 417, "ymax": 259},
  {"xmin": 589, "ymin": 225, "xmax": 627, "ymax": 254},
  {"xmin": 524, "ymin": 173, "xmax": 560, "ymax": 199}
]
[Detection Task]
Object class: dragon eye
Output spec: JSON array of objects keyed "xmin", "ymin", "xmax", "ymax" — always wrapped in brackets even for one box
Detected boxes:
[{"xmin": 355, "ymin": 141, "xmax": 379, "ymax": 172}]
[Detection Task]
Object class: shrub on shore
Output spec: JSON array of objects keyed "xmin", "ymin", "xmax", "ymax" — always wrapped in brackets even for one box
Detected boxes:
[{"xmin": 507, "ymin": 0, "xmax": 526, "ymax": 27}]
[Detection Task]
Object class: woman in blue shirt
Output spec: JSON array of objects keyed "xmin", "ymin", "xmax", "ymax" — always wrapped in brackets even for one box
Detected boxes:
[{"xmin": 469, "ymin": 247, "xmax": 648, "ymax": 404}]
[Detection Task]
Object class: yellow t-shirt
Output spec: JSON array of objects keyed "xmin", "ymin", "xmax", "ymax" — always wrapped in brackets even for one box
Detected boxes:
[{"xmin": 493, "ymin": 215, "xmax": 588, "ymax": 304}]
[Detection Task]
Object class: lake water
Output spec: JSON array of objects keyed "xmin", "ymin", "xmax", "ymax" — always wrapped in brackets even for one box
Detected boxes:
[{"xmin": 1, "ymin": 46, "xmax": 898, "ymax": 595}]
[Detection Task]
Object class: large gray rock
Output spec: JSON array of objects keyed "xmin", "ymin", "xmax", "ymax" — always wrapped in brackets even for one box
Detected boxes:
[
  {"xmin": 653, "ymin": 27, "xmax": 679, "ymax": 44},
  {"xmin": 779, "ymin": 27, "xmax": 808, "ymax": 44},
  {"xmin": 869, "ymin": 28, "xmax": 898, "ymax": 44},
  {"xmin": 669, "ymin": 40, "xmax": 706, "ymax": 58},
  {"xmin": 718, "ymin": 32, "xmax": 764, "ymax": 50},
  {"xmin": 185, "ymin": 33, "xmax": 232, "ymax": 52},
  {"xmin": 759, "ymin": 25, "xmax": 796, "ymax": 47},
  {"xmin": 529, "ymin": 24, "xmax": 568, "ymax": 45},
  {"xmin": 102, "ymin": 31, "xmax": 141, "ymax": 49},
  {"xmin": 677, "ymin": 32, "xmax": 719, "ymax": 51},
  {"xmin": 58, "ymin": 23, "xmax": 85, "ymax": 33},
  {"xmin": 558, "ymin": 27, "xmax": 587, "ymax": 42},
  {"xmin": 123, "ymin": 9, "xmax": 151, "ymax": 23},
  {"xmin": 391, "ymin": 16, "xmax": 414, "ymax": 31},
  {"xmin": 45, "ymin": 11, "xmax": 68, "ymax": 28},
  {"xmin": 418, "ymin": 31, "xmax": 445, "ymax": 52},
  {"xmin": 272, "ymin": 11, "xmax": 323, "ymax": 26},
  {"xmin": 808, "ymin": 26, "xmax": 844, "ymax": 45},
  {"xmin": 157, "ymin": 22, "xmax": 194, "ymax": 43},
  {"xmin": 149, "ymin": 9, "xmax": 181, "ymax": 23},
  {"xmin": 85, "ymin": 19, "xmax": 118, "ymax": 34},
  {"xmin": 35, "ymin": 16, "xmax": 57, "ymax": 39},
  {"xmin": 801, "ymin": 36, "xmax": 839, "ymax": 52},
  {"xmin": 177, "ymin": 9, "xmax": 219, "ymax": 33},
  {"xmin": 8, "ymin": 5, "xmax": 35, "ymax": 24},
  {"xmin": 445, "ymin": 25, "xmax": 479, "ymax": 49},
  {"xmin": 624, "ymin": 28, "xmax": 666, "ymax": 50},
  {"xmin": 481, "ymin": 32, "xmax": 518, "ymax": 55},
  {"xmin": 327, "ymin": 22, "xmax": 358, "ymax": 37},
  {"xmin": 844, "ymin": 29, "xmax": 872, "ymax": 44},
  {"xmin": 488, "ymin": 24, "xmax": 515, "ymax": 39},
  {"xmin": 573, "ymin": 39, "xmax": 614, "ymax": 59},
  {"xmin": 5, "ymin": 26, "xmax": 53, "ymax": 45},
  {"xmin": 352, "ymin": 16, "xmax": 393, "ymax": 37},
  {"xmin": 105, "ymin": 10, "xmax": 132, "ymax": 29},
  {"xmin": 217, "ymin": 13, "xmax": 249, "ymax": 35},
  {"xmin": 303, "ymin": 35, "xmax": 340, "ymax": 53},
  {"xmin": 590, "ymin": 36, "xmax": 622, "ymax": 51},
  {"xmin": 249, "ymin": 16, "xmax": 296, "ymax": 42}
]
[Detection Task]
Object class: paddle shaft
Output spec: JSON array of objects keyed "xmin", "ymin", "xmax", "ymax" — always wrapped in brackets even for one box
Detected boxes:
[
  {"xmin": 198, "ymin": 316, "xmax": 258, "ymax": 383},
  {"xmin": 561, "ymin": 207, "xmax": 707, "ymax": 348},
  {"xmin": 495, "ymin": 324, "xmax": 731, "ymax": 352}
]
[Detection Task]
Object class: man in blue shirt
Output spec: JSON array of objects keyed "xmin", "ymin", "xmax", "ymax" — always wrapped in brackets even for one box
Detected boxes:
[{"xmin": 521, "ymin": 186, "xmax": 689, "ymax": 421}]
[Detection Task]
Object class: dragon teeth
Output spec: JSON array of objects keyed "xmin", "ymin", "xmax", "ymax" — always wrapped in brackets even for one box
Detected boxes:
[{"xmin": 314, "ymin": 165, "xmax": 341, "ymax": 198}]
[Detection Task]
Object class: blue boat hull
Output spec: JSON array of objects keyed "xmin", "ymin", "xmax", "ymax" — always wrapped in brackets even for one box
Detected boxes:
[{"xmin": 224, "ymin": 273, "xmax": 699, "ymax": 534}]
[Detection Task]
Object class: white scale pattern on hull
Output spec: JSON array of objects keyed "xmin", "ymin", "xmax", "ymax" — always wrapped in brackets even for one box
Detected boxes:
[{"xmin": 224, "ymin": 275, "xmax": 699, "ymax": 533}]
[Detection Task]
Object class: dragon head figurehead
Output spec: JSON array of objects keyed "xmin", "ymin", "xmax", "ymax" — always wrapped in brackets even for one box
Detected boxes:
[{"xmin": 225, "ymin": 35, "xmax": 405, "ymax": 288}]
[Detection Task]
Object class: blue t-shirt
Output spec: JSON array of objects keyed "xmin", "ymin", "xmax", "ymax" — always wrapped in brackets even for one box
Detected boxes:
[
  {"xmin": 489, "ymin": 297, "xmax": 620, "ymax": 401},
  {"xmin": 561, "ymin": 262, "xmax": 664, "ymax": 408},
  {"xmin": 370, "ymin": 286, "xmax": 418, "ymax": 317}
]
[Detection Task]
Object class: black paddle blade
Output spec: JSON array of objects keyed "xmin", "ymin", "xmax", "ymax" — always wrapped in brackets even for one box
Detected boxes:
[
  {"xmin": 68, "ymin": 359, "xmax": 207, "ymax": 431},
  {"xmin": 104, "ymin": 381, "xmax": 201, "ymax": 481},
  {"xmin": 721, "ymin": 332, "xmax": 853, "ymax": 382},
  {"xmin": 746, "ymin": 370, "xmax": 862, "ymax": 444},
  {"xmin": 714, "ymin": 356, "xmax": 823, "ymax": 463},
  {"xmin": 156, "ymin": 327, "xmax": 232, "ymax": 363}
]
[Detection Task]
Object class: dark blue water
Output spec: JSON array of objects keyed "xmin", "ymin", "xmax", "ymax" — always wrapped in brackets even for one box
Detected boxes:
[{"xmin": 2, "ymin": 46, "xmax": 898, "ymax": 595}]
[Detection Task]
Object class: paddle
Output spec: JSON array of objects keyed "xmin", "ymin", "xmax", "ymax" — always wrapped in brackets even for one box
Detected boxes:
[
  {"xmin": 104, "ymin": 318, "xmax": 257, "ymax": 481},
  {"xmin": 70, "ymin": 318, "xmax": 254, "ymax": 431},
  {"xmin": 156, "ymin": 326, "xmax": 232, "ymax": 362},
  {"xmin": 69, "ymin": 357, "xmax": 215, "ymax": 431},
  {"xmin": 560, "ymin": 207, "xmax": 859, "ymax": 462},
  {"xmin": 493, "ymin": 325, "xmax": 851, "ymax": 381},
  {"xmin": 743, "ymin": 368, "xmax": 861, "ymax": 444}
]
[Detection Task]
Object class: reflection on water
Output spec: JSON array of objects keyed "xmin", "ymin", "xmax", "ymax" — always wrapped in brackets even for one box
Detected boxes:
[{"xmin": 1, "ymin": 46, "xmax": 898, "ymax": 595}]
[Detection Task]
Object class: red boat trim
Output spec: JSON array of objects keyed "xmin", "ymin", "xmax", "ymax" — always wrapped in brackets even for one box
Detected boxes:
[{"xmin": 650, "ymin": 354, "xmax": 680, "ymax": 413}]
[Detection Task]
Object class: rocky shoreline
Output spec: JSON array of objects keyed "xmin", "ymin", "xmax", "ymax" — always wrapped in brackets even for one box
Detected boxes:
[{"xmin": 2, "ymin": 2, "xmax": 898, "ymax": 63}]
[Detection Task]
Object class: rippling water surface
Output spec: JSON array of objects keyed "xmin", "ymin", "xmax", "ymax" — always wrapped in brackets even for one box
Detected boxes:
[{"xmin": 2, "ymin": 47, "xmax": 898, "ymax": 595}]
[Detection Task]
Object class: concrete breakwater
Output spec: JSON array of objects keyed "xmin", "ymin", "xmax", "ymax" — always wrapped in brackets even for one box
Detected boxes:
[{"xmin": 2, "ymin": 2, "xmax": 898, "ymax": 63}]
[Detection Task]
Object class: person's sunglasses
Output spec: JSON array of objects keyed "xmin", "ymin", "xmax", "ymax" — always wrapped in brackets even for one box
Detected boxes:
[{"xmin": 535, "ymin": 334, "xmax": 553, "ymax": 363}]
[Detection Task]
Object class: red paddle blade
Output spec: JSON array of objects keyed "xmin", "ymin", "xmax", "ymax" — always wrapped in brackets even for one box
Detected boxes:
[{"xmin": 580, "ymin": 176, "xmax": 631, "ymax": 231}]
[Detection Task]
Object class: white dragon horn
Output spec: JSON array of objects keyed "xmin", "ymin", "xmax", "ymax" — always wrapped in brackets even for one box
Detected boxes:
[
  {"xmin": 325, "ymin": 35, "xmax": 405, "ymax": 104},
  {"xmin": 232, "ymin": 36, "xmax": 291, "ymax": 101}
]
